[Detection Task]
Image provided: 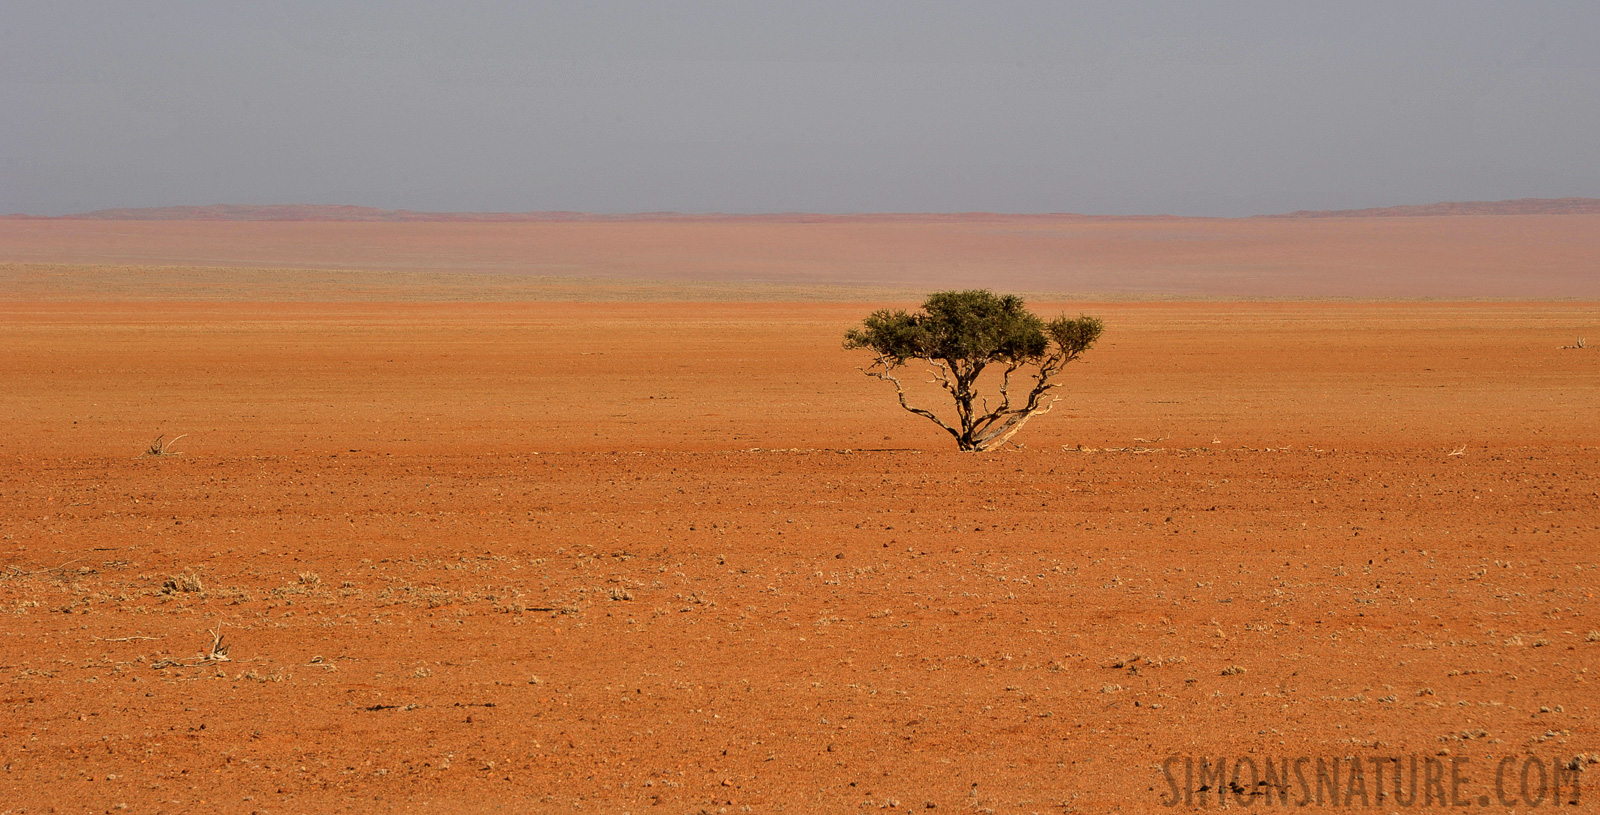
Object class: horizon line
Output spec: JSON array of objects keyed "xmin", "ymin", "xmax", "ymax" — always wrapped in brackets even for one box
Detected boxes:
[{"xmin": 5, "ymin": 196, "xmax": 1600, "ymax": 222}]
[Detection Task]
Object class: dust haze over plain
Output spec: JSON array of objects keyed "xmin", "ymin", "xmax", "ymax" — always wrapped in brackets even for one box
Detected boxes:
[{"xmin": 3, "ymin": 2, "xmax": 1598, "ymax": 217}]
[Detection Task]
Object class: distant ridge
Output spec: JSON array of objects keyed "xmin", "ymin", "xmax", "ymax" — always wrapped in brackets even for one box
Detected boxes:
[
  {"xmin": 8, "ymin": 204, "xmax": 1118, "ymax": 223},
  {"xmin": 4, "ymin": 198, "xmax": 1598, "ymax": 221},
  {"xmin": 1267, "ymin": 197, "xmax": 1600, "ymax": 218},
  {"xmin": 18, "ymin": 204, "xmax": 659, "ymax": 222}
]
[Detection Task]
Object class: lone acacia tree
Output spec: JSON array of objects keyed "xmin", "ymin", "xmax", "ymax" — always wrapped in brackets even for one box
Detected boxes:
[{"xmin": 844, "ymin": 290, "xmax": 1103, "ymax": 451}]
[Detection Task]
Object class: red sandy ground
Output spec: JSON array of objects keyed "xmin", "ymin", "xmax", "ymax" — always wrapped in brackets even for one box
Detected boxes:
[{"xmin": 1, "ymin": 292, "xmax": 1598, "ymax": 813}]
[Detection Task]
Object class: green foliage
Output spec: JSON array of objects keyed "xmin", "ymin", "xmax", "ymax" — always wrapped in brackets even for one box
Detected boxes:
[
  {"xmin": 1046, "ymin": 313, "xmax": 1105, "ymax": 357},
  {"xmin": 844, "ymin": 290, "xmax": 1052, "ymax": 364},
  {"xmin": 844, "ymin": 290, "xmax": 1103, "ymax": 451}
]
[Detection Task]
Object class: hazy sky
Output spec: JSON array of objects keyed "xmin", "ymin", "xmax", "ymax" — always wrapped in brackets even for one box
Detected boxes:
[{"xmin": 4, "ymin": 2, "xmax": 1598, "ymax": 216}]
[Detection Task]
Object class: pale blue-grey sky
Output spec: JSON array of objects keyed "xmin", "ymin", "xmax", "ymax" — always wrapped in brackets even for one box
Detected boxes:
[{"xmin": 3, "ymin": 1, "xmax": 1597, "ymax": 216}]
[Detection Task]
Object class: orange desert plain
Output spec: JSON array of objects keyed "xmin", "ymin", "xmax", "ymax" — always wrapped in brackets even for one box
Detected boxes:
[{"xmin": 1, "ymin": 212, "xmax": 1598, "ymax": 812}]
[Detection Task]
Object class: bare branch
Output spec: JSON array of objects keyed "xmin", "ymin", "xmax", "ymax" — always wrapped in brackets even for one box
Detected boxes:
[
  {"xmin": 968, "ymin": 360, "xmax": 1024, "ymax": 436},
  {"xmin": 859, "ymin": 360, "xmax": 962, "ymax": 442},
  {"xmin": 925, "ymin": 358, "xmax": 958, "ymax": 395},
  {"xmin": 877, "ymin": 345, "xmax": 1079, "ymax": 452},
  {"xmin": 973, "ymin": 395, "xmax": 1060, "ymax": 450}
]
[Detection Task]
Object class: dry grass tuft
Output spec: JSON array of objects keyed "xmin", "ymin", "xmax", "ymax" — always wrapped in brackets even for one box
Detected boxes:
[
  {"xmin": 144, "ymin": 434, "xmax": 187, "ymax": 456},
  {"xmin": 202, "ymin": 625, "xmax": 230, "ymax": 662},
  {"xmin": 161, "ymin": 573, "xmax": 203, "ymax": 594}
]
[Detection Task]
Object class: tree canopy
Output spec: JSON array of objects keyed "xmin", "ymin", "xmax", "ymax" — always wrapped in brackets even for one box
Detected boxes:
[{"xmin": 844, "ymin": 290, "xmax": 1103, "ymax": 451}]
